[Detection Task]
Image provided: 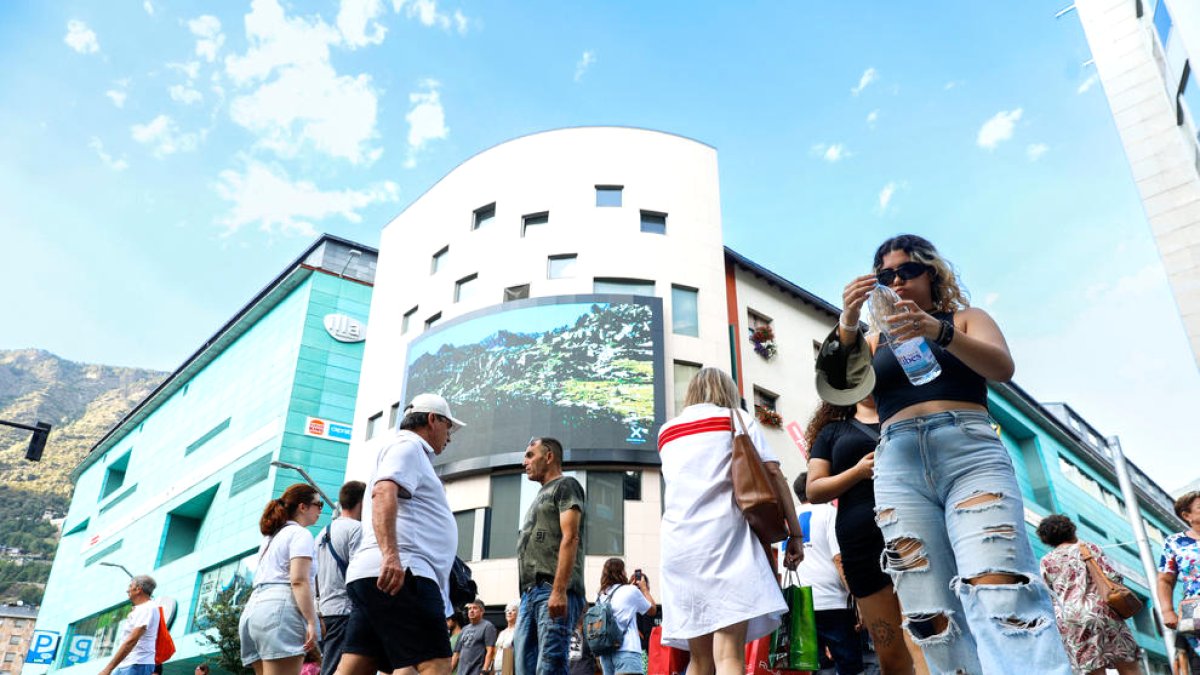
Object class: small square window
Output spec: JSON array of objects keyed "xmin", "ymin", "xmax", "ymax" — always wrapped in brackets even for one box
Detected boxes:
[
  {"xmin": 754, "ymin": 387, "xmax": 778, "ymax": 412},
  {"xmin": 504, "ymin": 284, "xmax": 530, "ymax": 302},
  {"xmin": 402, "ymin": 306, "xmax": 418, "ymax": 334},
  {"xmin": 388, "ymin": 402, "xmax": 400, "ymax": 430},
  {"xmin": 673, "ymin": 361, "xmax": 701, "ymax": 415},
  {"xmin": 431, "ymin": 246, "xmax": 449, "ymax": 274},
  {"xmin": 640, "ymin": 211, "xmax": 667, "ymax": 235},
  {"xmin": 671, "ymin": 285, "xmax": 699, "ymax": 337},
  {"xmin": 594, "ymin": 278, "xmax": 655, "ymax": 296},
  {"xmin": 473, "ymin": 202, "xmax": 496, "ymax": 230},
  {"xmin": 548, "ymin": 254, "xmax": 578, "ymax": 279},
  {"xmin": 522, "ymin": 211, "xmax": 549, "ymax": 236},
  {"xmin": 455, "ymin": 273, "xmax": 479, "ymax": 303},
  {"xmin": 747, "ymin": 309, "xmax": 772, "ymax": 329},
  {"xmin": 425, "ymin": 312, "xmax": 442, "ymax": 330},
  {"xmin": 596, "ymin": 185, "xmax": 623, "ymax": 207},
  {"xmin": 366, "ymin": 412, "xmax": 382, "ymax": 440}
]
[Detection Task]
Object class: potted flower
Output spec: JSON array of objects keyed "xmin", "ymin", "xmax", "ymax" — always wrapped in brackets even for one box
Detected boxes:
[
  {"xmin": 755, "ymin": 404, "xmax": 782, "ymax": 428},
  {"xmin": 749, "ymin": 324, "xmax": 778, "ymax": 360}
]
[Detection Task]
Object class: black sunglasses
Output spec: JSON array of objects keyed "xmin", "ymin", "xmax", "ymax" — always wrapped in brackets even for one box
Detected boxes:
[
  {"xmin": 310, "ymin": 500, "xmax": 325, "ymax": 510},
  {"xmin": 876, "ymin": 261, "xmax": 929, "ymax": 286}
]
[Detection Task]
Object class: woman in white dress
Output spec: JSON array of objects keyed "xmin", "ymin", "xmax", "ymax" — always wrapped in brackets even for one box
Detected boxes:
[{"xmin": 658, "ymin": 367, "xmax": 804, "ymax": 675}]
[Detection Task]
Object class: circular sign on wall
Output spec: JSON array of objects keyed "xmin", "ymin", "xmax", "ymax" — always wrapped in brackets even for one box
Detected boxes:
[{"xmin": 324, "ymin": 314, "xmax": 366, "ymax": 343}]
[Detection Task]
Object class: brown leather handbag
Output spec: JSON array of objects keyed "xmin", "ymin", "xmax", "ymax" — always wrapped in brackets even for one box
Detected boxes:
[
  {"xmin": 731, "ymin": 409, "xmax": 789, "ymax": 546},
  {"xmin": 1079, "ymin": 542, "xmax": 1143, "ymax": 619}
]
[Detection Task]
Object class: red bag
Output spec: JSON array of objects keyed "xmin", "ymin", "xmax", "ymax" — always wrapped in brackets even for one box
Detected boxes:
[
  {"xmin": 745, "ymin": 635, "xmax": 810, "ymax": 675},
  {"xmin": 155, "ymin": 606, "xmax": 176, "ymax": 664},
  {"xmin": 647, "ymin": 626, "xmax": 689, "ymax": 675}
]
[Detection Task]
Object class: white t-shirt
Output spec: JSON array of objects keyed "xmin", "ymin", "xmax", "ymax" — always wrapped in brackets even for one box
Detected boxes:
[
  {"xmin": 254, "ymin": 521, "xmax": 317, "ymax": 586},
  {"xmin": 794, "ymin": 503, "xmax": 849, "ymax": 611},
  {"xmin": 601, "ymin": 584, "xmax": 652, "ymax": 653},
  {"xmin": 115, "ymin": 601, "xmax": 159, "ymax": 667},
  {"xmin": 345, "ymin": 430, "xmax": 458, "ymax": 616}
]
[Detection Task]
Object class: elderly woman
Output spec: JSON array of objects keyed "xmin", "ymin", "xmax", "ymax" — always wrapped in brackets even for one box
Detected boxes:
[
  {"xmin": 494, "ymin": 600, "xmax": 519, "ymax": 675},
  {"xmin": 657, "ymin": 367, "xmax": 803, "ymax": 675},
  {"xmin": 240, "ymin": 483, "xmax": 324, "ymax": 675},
  {"xmin": 1036, "ymin": 514, "xmax": 1138, "ymax": 675},
  {"xmin": 1159, "ymin": 491, "xmax": 1200, "ymax": 657}
]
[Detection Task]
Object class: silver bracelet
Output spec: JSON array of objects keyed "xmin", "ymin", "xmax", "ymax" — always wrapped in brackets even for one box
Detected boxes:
[{"xmin": 839, "ymin": 317, "xmax": 859, "ymax": 331}]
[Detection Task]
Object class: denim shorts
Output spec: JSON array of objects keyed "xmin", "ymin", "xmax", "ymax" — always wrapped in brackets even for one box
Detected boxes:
[
  {"xmin": 874, "ymin": 410, "xmax": 1071, "ymax": 674},
  {"xmin": 600, "ymin": 649, "xmax": 644, "ymax": 675},
  {"xmin": 114, "ymin": 664, "xmax": 155, "ymax": 675},
  {"xmin": 239, "ymin": 584, "xmax": 309, "ymax": 664}
]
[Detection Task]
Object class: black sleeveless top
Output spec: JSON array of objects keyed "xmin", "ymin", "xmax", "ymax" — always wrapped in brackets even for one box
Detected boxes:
[
  {"xmin": 872, "ymin": 311, "xmax": 988, "ymax": 422},
  {"xmin": 807, "ymin": 420, "xmax": 880, "ymax": 550}
]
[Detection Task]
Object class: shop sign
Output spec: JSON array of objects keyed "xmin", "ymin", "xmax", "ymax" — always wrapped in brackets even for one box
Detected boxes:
[
  {"xmin": 305, "ymin": 417, "xmax": 353, "ymax": 443},
  {"xmin": 26, "ymin": 630, "xmax": 60, "ymax": 665},
  {"xmin": 323, "ymin": 314, "xmax": 366, "ymax": 343}
]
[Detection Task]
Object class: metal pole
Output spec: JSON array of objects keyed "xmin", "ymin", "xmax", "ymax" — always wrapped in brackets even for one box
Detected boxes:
[
  {"xmin": 98, "ymin": 561, "xmax": 134, "ymax": 578},
  {"xmin": 1108, "ymin": 436, "xmax": 1177, "ymax": 672},
  {"xmin": 270, "ymin": 460, "xmax": 340, "ymax": 517}
]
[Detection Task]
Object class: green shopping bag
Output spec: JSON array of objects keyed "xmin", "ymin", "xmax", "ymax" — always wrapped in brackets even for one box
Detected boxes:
[{"xmin": 770, "ymin": 571, "xmax": 819, "ymax": 671}]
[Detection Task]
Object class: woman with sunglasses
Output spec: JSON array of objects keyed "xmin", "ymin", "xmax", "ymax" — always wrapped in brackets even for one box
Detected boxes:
[
  {"xmin": 240, "ymin": 483, "xmax": 325, "ymax": 675},
  {"xmin": 837, "ymin": 234, "xmax": 1070, "ymax": 674}
]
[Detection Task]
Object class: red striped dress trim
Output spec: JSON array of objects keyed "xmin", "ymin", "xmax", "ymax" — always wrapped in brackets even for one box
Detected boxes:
[{"xmin": 657, "ymin": 416, "xmax": 732, "ymax": 452}]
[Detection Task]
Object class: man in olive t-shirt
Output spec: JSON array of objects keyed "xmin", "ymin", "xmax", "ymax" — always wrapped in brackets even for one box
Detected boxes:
[{"xmin": 514, "ymin": 437, "xmax": 586, "ymax": 675}]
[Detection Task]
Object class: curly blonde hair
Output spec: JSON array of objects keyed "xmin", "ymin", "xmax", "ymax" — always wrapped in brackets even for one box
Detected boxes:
[{"xmin": 873, "ymin": 234, "xmax": 970, "ymax": 313}]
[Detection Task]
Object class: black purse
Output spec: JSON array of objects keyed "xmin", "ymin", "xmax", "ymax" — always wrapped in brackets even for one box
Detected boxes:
[{"xmin": 449, "ymin": 556, "xmax": 478, "ymax": 607}]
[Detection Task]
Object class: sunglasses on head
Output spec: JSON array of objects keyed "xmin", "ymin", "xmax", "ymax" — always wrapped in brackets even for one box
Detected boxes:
[{"xmin": 876, "ymin": 261, "xmax": 929, "ymax": 286}]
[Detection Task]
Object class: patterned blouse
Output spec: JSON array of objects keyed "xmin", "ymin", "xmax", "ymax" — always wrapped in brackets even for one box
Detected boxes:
[
  {"xmin": 1158, "ymin": 531, "xmax": 1200, "ymax": 600},
  {"xmin": 1040, "ymin": 542, "xmax": 1138, "ymax": 671}
]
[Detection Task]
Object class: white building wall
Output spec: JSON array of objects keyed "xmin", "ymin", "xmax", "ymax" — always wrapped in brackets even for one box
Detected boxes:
[{"xmin": 1076, "ymin": 0, "xmax": 1200, "ymax": 366}]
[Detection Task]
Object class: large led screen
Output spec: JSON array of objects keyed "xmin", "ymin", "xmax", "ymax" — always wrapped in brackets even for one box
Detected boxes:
[{"xmin": 402, "ymin": 295, "xmax": 666, "ymax": 474}]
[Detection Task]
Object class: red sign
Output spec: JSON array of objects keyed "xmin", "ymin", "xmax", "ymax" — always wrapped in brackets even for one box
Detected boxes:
[
  {"xmin": 787, "ymin": 421, "xmax": 807, "ymax": 457},
  {"xmin": 307, "ymin": 419, "xmax": 326, "ymax": 436}
]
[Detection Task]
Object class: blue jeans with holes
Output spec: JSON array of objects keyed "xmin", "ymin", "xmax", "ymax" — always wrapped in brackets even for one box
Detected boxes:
[
  {"xmin": 515, "ymin": 583, "xmax": 585, "ymax": 675},
  {"xmin": 873, "ymin": 411, "xmax": 1071, "ymax": 675}
]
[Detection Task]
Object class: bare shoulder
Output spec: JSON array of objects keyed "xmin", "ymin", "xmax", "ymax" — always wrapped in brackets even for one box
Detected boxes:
[{"xmin": 955, "ymin": 306, "xmax": 991, "ymax": 325}]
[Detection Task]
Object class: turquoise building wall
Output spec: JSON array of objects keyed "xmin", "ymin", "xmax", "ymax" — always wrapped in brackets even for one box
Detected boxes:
[
  {"xmin": 31, "ymin": 262, "xmax": 373, "ymax": 675},
  {"xmin": 988, "ymin": 388, "xmax": 1182, "ymax": 668}
]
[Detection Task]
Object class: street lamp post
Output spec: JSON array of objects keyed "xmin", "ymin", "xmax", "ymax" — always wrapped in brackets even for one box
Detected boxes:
[
  {"xmin": 98, "ymin": 561, "xmax": 134, "ymax": 578},
  {"xmin": 271, "ymin": 460, "xmax": 340, "ymax": 516},
  {"xmin": 0, "ymin": 419, "xmax": 51, "ymax": 461}
]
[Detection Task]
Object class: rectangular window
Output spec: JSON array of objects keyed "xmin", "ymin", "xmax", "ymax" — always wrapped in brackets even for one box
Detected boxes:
[
  {"xmin": 747, "ymin": 309, "xmax": 772, "ymax": 329},
  {"xmin": 671, "ymin": 285, "xmax": 699, "ymax": 336},
  {"xmin": 473, "ymin": 203, "xmax": 496, "ymax": 230},
  {"xmin": 185, "ymin": 417, "xmax": 231, "ymax": 455},
  {"xmin": 455, "ymin": 273, "xmax": 479, "ymax": 303},
  {"xmin": 100, "ymin": 452, "xmax": 131, "ymax": 500},
  {"xmin": 431, "ymin": 246, "xmax": 449, "ymax": 274},
  {"xmin": 229, "ymin": 452, "xmax": 271, "ymax": 497},
  {"xmin": 640, "ymin": 211, "xmax": 667, "ymax": 235},
  {"xmin": 455, "ymin": 510, "xmax": 476, "ymax": 561},
  {"xmin": 623, "ymin": 471, "xmax": 642, "ymax": 501},
  {"xmin": 673, "ymin": 361, "xmax": 701, "ymax": 415},
  {"xmin": 486, "ymin": 474, "xmax": 522, "ymax": 559},
  {"xmin": 594, "ymin": 278, "xmax": 655, "ymax": 296},
  {"xmin": 586, "ymin": 472, "xmax": 624, "ymax": 556},
  {"xmin": 754, "ymin": 387, "xmax": 778, "ymax": 412},
  {"xmin": 366, "ymin": 412, "xmax": 382, "ymax": 440},
  {"xmin": 596, "ymin": 185, "xmax": 623, "ymax": 207},
  {"xmin": 521, "ymin": 211, "xmax": 550, "ymax": 236},
  {"xmin": 156, "ymin": 486, "xmax": 217, "ymax": 567},
  {"xmin": 425, "ymin": 312, "xmax": 442, "ymax": 330},
  {"xmin": 1077, "ymin": 514, "xmax": 1108, "ymax": 540},
  {"xmin": 402, "ymin": 306, "xmax": 418, "ymax": 334},
  {"xmin": 1153, "ymin": 0, "xmax": 1172, "ymax": 45},
  {"xmin": 388, "ymin": 402, "xmax": 401, "ymax": 430},
  {"xmin": 1181, "ymin": 65, "xmax": 1200, "ymax": 140},
  {"xmin": 547, "ymin": 254, "xmax": 578, "ymax": 279},
  {"xmin": 190, "ymin": 552, "xmax": 256, "ymax": 633},
  {"xmin": 504, "ymin": 284, "xmax": 530, "ymax": 302}
]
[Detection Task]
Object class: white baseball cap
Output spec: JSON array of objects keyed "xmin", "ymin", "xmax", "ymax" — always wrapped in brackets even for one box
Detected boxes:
[{"xmin": 405, "ymin": 393, "xmax": 467, "ymax": 431}]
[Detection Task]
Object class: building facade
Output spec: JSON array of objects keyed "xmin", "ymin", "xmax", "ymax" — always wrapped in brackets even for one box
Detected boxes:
[
  {"xmin": 1075, "ymin": 0, "xmax": 1200, "ymax": 366},
  {"xmin": 1, "ymin": 604, "xmax": 37, "ymax": 675},
  {"xmin": 29, "ymin": 236, "xmax": 376, "ymax": 674}
]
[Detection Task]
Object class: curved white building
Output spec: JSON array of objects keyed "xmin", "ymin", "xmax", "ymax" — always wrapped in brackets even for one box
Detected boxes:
[{"xmin": 349, "ymin": 127, "xmax": 837, "ymax": 604}]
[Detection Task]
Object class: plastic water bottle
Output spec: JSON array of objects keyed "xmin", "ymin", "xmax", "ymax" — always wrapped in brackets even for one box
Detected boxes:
[{"xmin": 866, "ymin": 284, "xmax": 942, "ymax": 386}]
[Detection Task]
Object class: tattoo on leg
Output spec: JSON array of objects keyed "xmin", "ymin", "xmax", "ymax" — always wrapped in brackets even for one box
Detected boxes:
[{"xmin": 869, "ymin": 618, "xmax": 898, "ymax": 647}]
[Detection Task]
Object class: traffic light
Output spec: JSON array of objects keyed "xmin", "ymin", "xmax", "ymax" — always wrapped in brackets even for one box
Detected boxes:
[{"xmin": 25, "ymin": 422, "xmax": 51, "ymax": 462}]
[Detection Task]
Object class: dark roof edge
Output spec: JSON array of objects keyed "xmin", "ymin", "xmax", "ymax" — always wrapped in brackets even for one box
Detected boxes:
[
  {"xmin": 724, "ymin": 247, "xmax": 840, "ymax": 318},
  {"xmin": 77, "ymin": 234, "xmax": 376, "ymax": 475}
]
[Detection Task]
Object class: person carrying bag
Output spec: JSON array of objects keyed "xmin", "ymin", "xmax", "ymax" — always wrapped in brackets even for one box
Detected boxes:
[{"xmin": 1079, "ymin": 543, "xmax": 1143, "ymax": 619}]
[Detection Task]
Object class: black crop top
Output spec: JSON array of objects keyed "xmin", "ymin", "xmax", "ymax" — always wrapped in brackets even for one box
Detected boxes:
[
  {"xmin": 808, "ymin": 420, "xmax": 880, "ymax": 548},
  {"xmin": 872, "ymin": 311, "xmax": 988, "ymax": 422}
]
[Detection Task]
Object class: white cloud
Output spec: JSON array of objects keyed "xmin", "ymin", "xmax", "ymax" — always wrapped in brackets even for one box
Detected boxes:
[
  {"xmin": 1026, "ymin": 143, "xmax": 1049, "ymax": 161},
  {"xmin": 944, "ymin": 80, "xmax": 964, "ymax": 90},
  {"xmin": 453, "ymin": 10, "xmax": 469, "ymax": 34},
  {"xmin": 189, "ymin": 15, "xmax": 225, "ymax": 63},
  {"xmin": 866, "ymin": 109, "xmax": 879, "ymax": 128},
  {"xmin": 225, "ymin": 0, "xmax": 381, "ymax": 164},
  {"xmin": 574, "ymin": 51, "xmax": 596, "ymax": 82},
  {"xmin": 169, "ymin": 61, "xmax": 202, "ymax": 80},
  {"xmin": 131, "ymin": 114, "xmax": 202, "ymax": 157},
  {"xmin": 977, "ymin": 108, "xmax": 1023, "ymax": 150},
  {"xmin": 878, "ymin": 181, "xmax": 898, "ymax": 213},
  {"xmin": 169, "ymin": 84, "xmax": 203, "ymax": 105},
  {"xmin": 64, "ymin": 20, "xmax": 99, "ymax": 54},
  {"xmin": 105, "ymin": 88, "xmax": 128, "ymax": 108},
  {"xmin": 1077, "ymin": 73, "xmax": 1099, "ymax": 94},
  {"xmin": 404, "ymin": 79, "xmax": 448, "ymax": 168},
  {"xmin": 851, "ymin": 67, "xmax": 877, "ymax": 96},
  {"xmin": 215, "ymin": 160, "xmax": 399, "ymax": 236},
  {"xmin": 393, "ymin": 0, "xmax": 468, "ymax": 33},
  {"xmin": 88, "ymin": 138, "xmax": 129, "ymax": 171},
  {"xmin": 811, "ymin": 143, "xmax": 850, "ymax": 162},
  {"xmin": 338, "ymin": 0, "xmax": 388, "ymax": 47},
  {"xmin": 143, "ymin": 1, "xmax": 155, "ymax": 15}
]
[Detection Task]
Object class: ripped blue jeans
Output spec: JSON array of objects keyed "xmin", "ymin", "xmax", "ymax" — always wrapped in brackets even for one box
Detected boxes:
[{"xmin": 873, "ymin": 411, "xmax": 1071, "ymax": 675}]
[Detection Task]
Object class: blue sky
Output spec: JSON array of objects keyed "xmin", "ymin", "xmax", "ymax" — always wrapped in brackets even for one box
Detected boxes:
[{"xmin": 1, "ymin": 0, "xmax": 1196, "ymax": 491}]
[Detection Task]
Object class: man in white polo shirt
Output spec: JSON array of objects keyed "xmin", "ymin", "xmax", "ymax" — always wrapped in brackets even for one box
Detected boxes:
[
  {"xmin": 336, "ymin": 393, "xmax": 465, "ymax": 675},
  {"xmin": 98, "ymin": 575, "xmax": 160, "ymax": 675}
]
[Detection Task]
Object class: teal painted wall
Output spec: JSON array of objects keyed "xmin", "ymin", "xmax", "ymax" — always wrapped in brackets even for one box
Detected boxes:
[
  {"xmin": 33, "ymin": 271, "xmax": 373, "ymax": 675},
  {"xmin": 988, "ymin": 390, "xmax": 1180, "ymax": 663}
]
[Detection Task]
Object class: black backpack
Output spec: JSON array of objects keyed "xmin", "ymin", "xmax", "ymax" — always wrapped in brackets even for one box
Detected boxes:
[{"xmin": 449, "ymin": 557, "xmax": 478, "ymax": 608}]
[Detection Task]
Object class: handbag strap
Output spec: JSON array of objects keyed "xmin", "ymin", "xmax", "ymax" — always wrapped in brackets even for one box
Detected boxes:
[
  {"xmin": 849, "ymin": 419, "xmax": 880, "ymax": 442},
  {"xmin": 1078, "ymin": 543, "xmax": 1115, "ymax": 594},
  {"xmin": 730, "ymin": 408, "xmax": 750, "ymax": 438}
]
